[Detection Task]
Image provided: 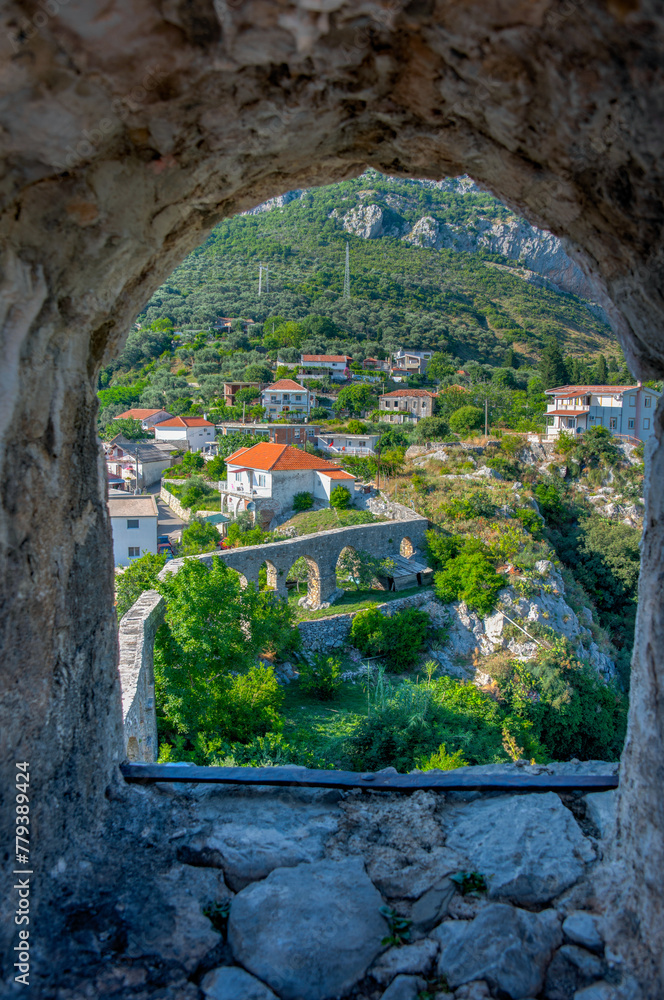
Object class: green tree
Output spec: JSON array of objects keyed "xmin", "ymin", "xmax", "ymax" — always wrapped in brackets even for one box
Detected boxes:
[
  {"xmin": 180, "ymin": 519, "xmax": 221, "ymax": 555},
  {"xmin": 244, "ymin": 363, "xmax": 273, "ymax": 382},
  {"xmin": 336, "ymin": 549, "xmax": 395, "ymax": 591},
  {"xmin": 180, "ymin": 475, "xmax": 214, "ymax": 508},
  {"xmin": 205, "ymin": 455, "xmax": 226, "ymax": 480},
  {"xmin": 181, "ymin": 451, "xmax": 205, "ymax": 473},
  {"xmin": 334, "ymin": 383, "xmax": 377, "ymax": 416},
  {"xmin": 411, "ymin": 415, "xmax": 449, "ymax": 443},
  {"xmin": 102, "ymin": 418, "xmax": 150, "ymax": 441},
  {"xmin": 539, "ymin": 338, "xmax": 568, "ymax": 390},
  {"xmin": 116, "ymin": 552, "xmax": 167, "ymax": 619},
  {"xmin": 433, "ymin": 540, "xmax": 503, "ymax": 615},
  {"xmin": 235, "ymin": 387, "xmax": 261, "ymax": 406},
  {"xmin": 427, "ymin": 351, "xmax": 457, "ymax": 381},
  {"xmin": 330, "ymin": 485, "xmax": 352, "ymax": 508},
  {"xmin": 593, "ymin": 354, "xmax": 608, "ymax": 384},
  {"xmin": 449, "ymin": 405, "xmax": 484, "ymax": 436},
  {"xmin": 155, "ymin": 558, "xmax": 298, "ymax": 744}
]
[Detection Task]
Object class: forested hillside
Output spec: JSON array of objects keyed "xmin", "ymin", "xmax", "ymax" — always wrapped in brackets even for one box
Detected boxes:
[{"xmin": 139, "ymin": 172, "xmax": 614, "ymax": 366}]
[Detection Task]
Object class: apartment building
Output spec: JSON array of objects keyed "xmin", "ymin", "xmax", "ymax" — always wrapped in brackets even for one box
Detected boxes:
[{"xmin": 545, "ymin": 383, "xmax": 661, "ymax": 441}]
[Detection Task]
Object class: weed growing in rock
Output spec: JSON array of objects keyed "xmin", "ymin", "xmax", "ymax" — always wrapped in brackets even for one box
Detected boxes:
[
  {"xmin": 379, "ymin": 906, "xmax": 412, "ymax": 947},
  {"xmin": 203, "ymin": 899, "xmax": 231, "ymax": 939},
  {"xmin": 450, "ymin": 871, "xmax": 488, "ymax": 896}
]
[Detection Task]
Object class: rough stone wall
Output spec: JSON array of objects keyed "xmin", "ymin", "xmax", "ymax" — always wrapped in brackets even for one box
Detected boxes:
[
  {"xmin": 297, "ymin": 591, "xmax": 432, "ymax": 651},
  {"xmin": 1, "ymin": 0, "xmax": 664, "ymax": 992},
  {"xmin": 118, "ymin": 589, "xmax": 165, "ymax": 763}
]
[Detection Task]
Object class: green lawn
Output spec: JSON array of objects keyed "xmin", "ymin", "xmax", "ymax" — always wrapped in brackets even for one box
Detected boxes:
[
  {"xmin": 276, "ymin": 507, "xmax": 383, "ymax": 537},
  {"xmin": 280, "ymin": 673, "xmax": 370, "ymax": 767},
  {"xmin": 288, "ymin": 583, "xmax": 433, "ymax": 620}
]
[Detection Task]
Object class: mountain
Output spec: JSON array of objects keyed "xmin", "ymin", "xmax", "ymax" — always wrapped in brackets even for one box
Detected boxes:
[{"xmin": 140, "ymin": 171, "xmax": 616, "ymax": 365}]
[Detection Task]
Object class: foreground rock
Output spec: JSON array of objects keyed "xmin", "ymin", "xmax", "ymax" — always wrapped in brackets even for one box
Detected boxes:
[
  {"xmin": 201, "ymin": 966, "xmax": 278, "ymax": 1000},
  {"xmin": 433, "ymin": 903, "xmax": 562, "ymax": 998},
  {"xmin": 228, "ymin": 858, "xmax": 387, "ymax": 1000},
  {"xmin": 442, "ymin": 793, "xmax": 596, "ymax": 905}
]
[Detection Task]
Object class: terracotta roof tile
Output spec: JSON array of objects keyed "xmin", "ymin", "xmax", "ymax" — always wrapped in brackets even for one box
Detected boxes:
[
  {"xmin": 226, "ymin": 442, "xmax": 348, "ymax": 472},
  {"xmin": 301, "ymin": 355, "xmax": 352, "ymax": 363},
  {"xmin": 115, "ymin": 408, "xmax": 167, "ymax": 419},
  {"xmin": 154, "ymin": 416, "xmax": 215, "ymax": 427},
  {"xmin": 545, "ymin": 385, "xmax": 639, "ymax": 396},
  {"xmin": 264, "ymin": 379, "xmax": 308, "ymax": 391},
  {"xmin": 381, "ymin": 389, "xmax": 435, "ymax": 398}
]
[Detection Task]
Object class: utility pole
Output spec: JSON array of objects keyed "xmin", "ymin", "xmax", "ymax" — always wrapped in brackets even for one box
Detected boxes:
[
  {"xmin": 485, "ymin": 398, "xmax": 489, "ymax": 438},
  {"xmin": 343, "ymin": 242, "xmax": 350, "ymax": 300},
  {"xmin": 258, "ymin": 263, "xmax": 263, "ymax": 296},
  {"xmin": 265, "ymin": 264, "xmax": 269, "ymax": 294}
]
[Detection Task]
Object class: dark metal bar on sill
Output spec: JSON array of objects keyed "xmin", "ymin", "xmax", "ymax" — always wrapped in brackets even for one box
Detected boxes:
[{"xmin": 120, "ymin": 763, "xmax": 619, "ymax": 793}]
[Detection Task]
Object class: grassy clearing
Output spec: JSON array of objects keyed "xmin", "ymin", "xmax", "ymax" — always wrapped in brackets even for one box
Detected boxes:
[
  {"xmin": 287, "ymin": 583, "xmax": 432, "ymax": 620},
  {"xmin": 281, "ymin": 676, "xmax": 369, "ymax": 766},
  {"xmin": 277, "ymin": 507, "xmax": 383, "ymax": 536}
]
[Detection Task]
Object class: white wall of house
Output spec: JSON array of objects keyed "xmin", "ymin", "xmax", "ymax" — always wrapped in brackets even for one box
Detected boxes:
[
  {"xmin": 111, "ymin": 514, "xmax": 158, "ymax": 567},
  {"xmin": 271, "ymin": 468, "xmax": 318, "ymax": 507},
  {"xmin": 153, "ymin": 425, "xmax": 215, "ymax": 451},
  {"xmin": 317, "ymin": 433, "xmax": 380, "ymax": 456},
  {"xmin": 154, "ymin": 426, "xmax": 188, "ymax": 443},
  {"xmin": 262, "ymin": 388, "xmax": 313, "ymax": 418},
  {"xmin": 546, "ymin": 387, "xmax": 660, "ymax": 441}
]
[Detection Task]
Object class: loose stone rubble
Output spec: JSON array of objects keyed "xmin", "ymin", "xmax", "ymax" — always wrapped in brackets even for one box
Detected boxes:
[{"xmin": 44, "ymin": 767, "xmax": 622, "ymax": 1000}]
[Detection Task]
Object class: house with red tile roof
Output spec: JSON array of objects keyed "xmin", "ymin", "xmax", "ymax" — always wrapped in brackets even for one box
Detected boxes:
[
  {"xmin": 544, "ymin": 383, "xmax": 661, "ymax": 441},
  {"xmin": 223, "ymin": 442, "xmax": 357, "ymax": 519},
  {"xmin": 378, "ymin": 388, "xmax": 436, "ymax": 424},
  {"xmin": 114, "ymin": 408, "xmax": 173, "ymax": 429},
  {"xmin": 261, "ymin": 379, "xmax": 316, "ymax": 418},
  {"xmin": 153, "ymin": 415, "xmax": 216, "ymax": 451},
  {"xmin": 300, "ymin": 354, "xmax": 352, "ymax": 375}
]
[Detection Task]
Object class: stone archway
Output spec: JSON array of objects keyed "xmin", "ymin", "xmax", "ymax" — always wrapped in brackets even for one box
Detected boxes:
[
  {"xmin": 2, "ymin": 2, "xmax": 664, "ymax": 991},
  {"xmin": 400, "ymin": 537, "xmax": 415, "ymax": 559}
]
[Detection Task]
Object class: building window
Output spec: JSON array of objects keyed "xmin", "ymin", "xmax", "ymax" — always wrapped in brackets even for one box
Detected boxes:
[
  {"xmin": 644, "ymin": 418, "xmax": 651, "ymax": 430},
  {"xmin": 629, "ymin": 396, "xmax": 636, "ymax": 406},
  {"xmin": 610, "ymin": 417, "xmax": 617, "ymax": 429},
  {"xmin": 645, "ymin": 396, "xmax": 652, "ymax": 407},
  {"xmin": 283, "ymin": 394, "xmax": 290, "ymax": 401},
  {"xmin": 235, "ymin": 472, "xmax": 242, "ymax": 480},
  {"xmin": 271, "ymin": 396, "xmax": 277, "ymax": 402},
  {"xmin": 128, "ymin": 546, "xmax": 140, "ymax": 558},
  {"xmin": 127, "ymin": 519, "xmax": 139, "ymax": 529},
  {"xmin": 258, "ymin": 474, "xmax": 266, "ymax": 486},
  {"xmin": 628, "ymin": 418, "xmax": 635, "ymax": 429},
  {"xmin": 295, "ymin": 395, "xmax": 301, "ymax": 401}
]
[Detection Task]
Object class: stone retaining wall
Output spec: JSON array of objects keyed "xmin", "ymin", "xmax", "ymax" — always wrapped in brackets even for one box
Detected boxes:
[
  {"xmin": 297, "ymin": 590, "xmax": 432, "ymax": 651},
  {"xmin": 118, "ymin": 589, "xmax": 165, "ymax": 762},
  {"xmin": 160, "ymin": 482, "xmax": 194, "ymax": 521}
]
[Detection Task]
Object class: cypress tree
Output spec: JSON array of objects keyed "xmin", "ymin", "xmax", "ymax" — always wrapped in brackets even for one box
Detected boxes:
[
  {"xmin": 539, "ymin": 338, "xmax": 568, "ymax": 389},
  {"xmin": 593, "ymin": 354, "xmax": 608, "ymax": 384}
]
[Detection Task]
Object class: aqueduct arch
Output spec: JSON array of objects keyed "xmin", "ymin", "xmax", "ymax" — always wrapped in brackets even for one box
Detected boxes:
[{"xmin": 2, "ymin": 0, "xmax": 664, "ymax": 991}]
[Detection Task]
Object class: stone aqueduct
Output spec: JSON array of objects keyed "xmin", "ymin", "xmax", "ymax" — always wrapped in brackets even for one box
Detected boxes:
[
  {"xmin": 162, "ymin": 518, "xmax": 428, "ymax": 605},
  {"xmin": 2, "ymin": 0, "xmax": 664, "ymax": 994}
]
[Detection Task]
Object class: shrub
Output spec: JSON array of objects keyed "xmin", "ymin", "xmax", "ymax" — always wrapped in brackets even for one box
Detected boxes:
[
  {"xmin": 443, "ymin": 490, "xmax": 496, "ymax": 521},
  {"xmin": 293, "ymin": 491, "xmax": 314, "ymax": 512},
  {"xmin": 299, "ymin": 654, "xmax": 342, "ymax": 700},
  {"xmin": 350, "ymin": 606, "xmax": 430, "ymax": 671},
  {"xmin": 180, "ymin": 518, "xmax": 220, "ymax": 555},
  {"xmin": 433, "ymin": 540, "xmax": 503, "ymax": 615},
  {"xmin": 411, "ymin": 415, "xmax": 450, "ymax": 443},
  {"xmin": 115, "ymin": 551, "xmax": 166, "ymax": 619},
  {"xmin": 181, "ymin": 451, "xmax": 205, "ymax": 472},
  {"xmin": 180, "ymin": 475, "xmax": 214, "ymax": 508},
  {"xmin": 220, "ymin": 665, "xmax": 284, "ymax": 743},
  {"xmin": 417, "ymin": 743, "xmax": 467, "ymax": 770},
  {"xmin": 205, "ymin": 454, "xmax": 226, "ymax": 479},
  {"xmin": 514, "ymin": 507, "xmax": 544, "ymax": 538},
  {"xmin": 449, "ymin": 405, "xmax": 484, "ymax": 436},
  {"xmin": 330, "ymin": 485, "xmax": 352, "ymax": 509}
]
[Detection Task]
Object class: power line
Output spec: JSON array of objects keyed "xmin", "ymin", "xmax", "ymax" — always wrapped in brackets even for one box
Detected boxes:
[{"xmin": 343, "ymin": 242, "xmax": 350, "ymax": 300}]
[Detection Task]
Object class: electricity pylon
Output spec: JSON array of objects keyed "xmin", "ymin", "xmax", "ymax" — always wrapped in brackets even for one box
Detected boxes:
[{"xmin": 343, "ymin": 242, "xmax": 350, "ymax": 300}]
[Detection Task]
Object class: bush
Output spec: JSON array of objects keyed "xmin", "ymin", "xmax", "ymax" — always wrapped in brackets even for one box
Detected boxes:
[
  {"xmin": 115, "ymin": 551, "xmax": 166, "ymax": 619},
  {"xmin": 350, "ymin": 606, "xmax": 430, "ymax": 671},
  {"xmin": 205, "ymin": 454, "xmax": 226, "ymax": 479},
  {"xmin": 443, "ymin": 490, "xmax": 496, "ymax": 521},
  {"xmin": 299, "ymin": 654, "xmax": 342, "ymax": 700},
  {"xmin": 180, "ymin": 475, "xmax": 214, "ymax": 508},
  {"xmin": 293, "ymin": 491, "xmax": 314, "ymax": 512},
  {"xmin": 180, "ymin": 518, "xmax": 220, "ymax": 555},
  {"xmin": 432, "ymin": 539, "xmax": 503, "ymax": 615},
  {"xmin": 411, "ymin": 415, "xmax": 449, "ymax": 443},
  {"xmin": 514, "ymin": 507, "xmax": 544, "ymax": 538},
  {"xmin": 330, "ymin": 485, "xmax": 352, "ymax": 509},
  {"xmin": 449, "ymin": 405, "xmax": 484, "ymax": 436}
]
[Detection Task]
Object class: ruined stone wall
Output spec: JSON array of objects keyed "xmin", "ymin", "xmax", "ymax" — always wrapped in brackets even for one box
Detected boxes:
[
  {"xmin": 160, "ymin": 516, "xmax": 428, "ymax": 604},
  {"xmin": 297, "ymin": 591, "xmax": 432, "ymax": 652},
  {"xmin": 117, "ymin": 589, "xmax": 165, "ymax": 763}
]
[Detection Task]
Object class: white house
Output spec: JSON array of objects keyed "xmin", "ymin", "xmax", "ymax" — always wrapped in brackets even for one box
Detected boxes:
[
  {"xmin": 114, "ymin": 408, "xmax": 173, "ymax": 430},
  {"xmin": 391, "ymin": 349, "xmax": 433, "ymax": 374},
  {"xmin": 545, "ymin": 383, "xmax": 661, "ymax": 441},
  {"xmin": 153, "ymin": 415, "xmax": 216, "ymax": 451},
  {"xmin": 108, "ymin": 495, "xmax": 158, "ymax": 567},
  {"xmin": 223, "ymin": 442, "xmax": 357, "ymax": 518},
  {"xmin": 261, "ymin": 379, "xmax": 316, "ymax": 419},
  {"xmin": 105, "ymin": 435, "xmax": 178, "ymax": 488},
  {"xmin": 317, "ymin": 431, "xmax": 381, "ymax": 456},
  {"xmin": 301, "ymin": 354, "xmax": 352, "ymax": 374}
]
